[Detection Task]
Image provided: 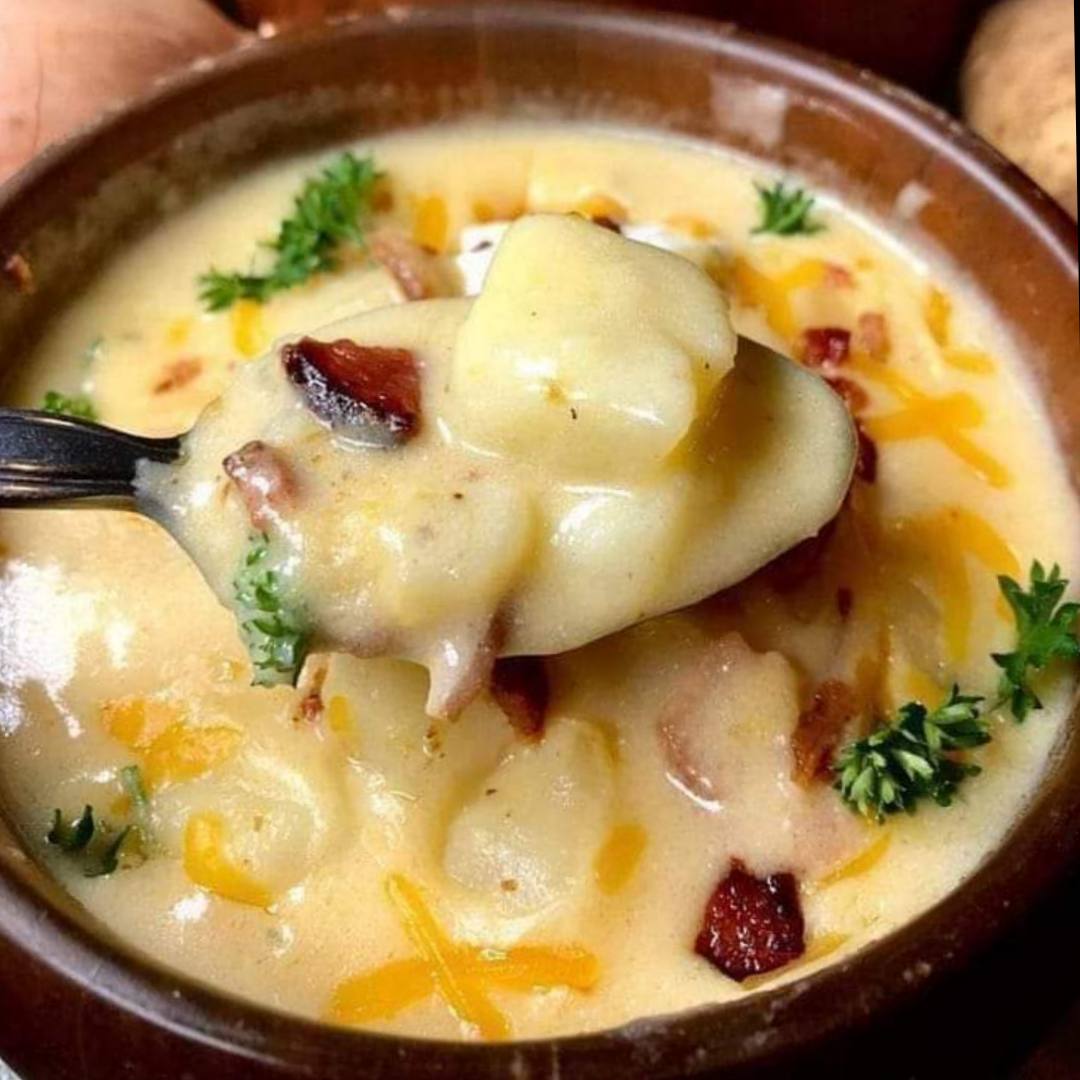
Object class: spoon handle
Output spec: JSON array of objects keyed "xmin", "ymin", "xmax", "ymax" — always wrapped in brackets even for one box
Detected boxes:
[{"xmin": 0, "ymin": 408, "xmax": 181, "ymax": 507}]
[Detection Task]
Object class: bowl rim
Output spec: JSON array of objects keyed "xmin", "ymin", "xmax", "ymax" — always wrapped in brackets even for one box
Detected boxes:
[{"xmin": 0, "ymin": 3, "xmax": 1077, "ymax": 1077}]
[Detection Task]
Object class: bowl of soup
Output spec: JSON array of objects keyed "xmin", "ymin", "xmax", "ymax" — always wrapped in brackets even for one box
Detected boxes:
[{"xmin": 0, "ymin": 4, "xmax": 1077, "ymax": 1077}]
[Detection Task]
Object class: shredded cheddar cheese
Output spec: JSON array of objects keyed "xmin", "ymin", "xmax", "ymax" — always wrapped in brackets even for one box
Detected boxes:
[
  {"xmin": 852, "ymin": 357, "xmax": 1011, "ymax": 488},
  {"xmin": 816, "ymin": 833, "xmax": 892, "ymax": 888},
  {"xmin": 593, "ymin": 823, "xmax": 648, "ymax": 895},
  {"xmin": 411, "ymin": 194, "xmax": 449, "ymax": 253},
  {"xmin": 231, "ymin": 298, "xmax": 267, "ymax": 359},
  {"xmin": 325, "ymin": 874, "xmax": 598, "ymax": 1038},
  {"xmin": 888, "ymin": 508, "xmax": 1020, "ymax": 662},
  {"xmin": 102, "ymin": 697, "xmax": 242, "ymax": 791},
  {"xmin": 732, "ymin": 257, "xmax": 830, "ymax": 345},
  {"xmin": 183, "ymin": 812, "xmax": 272, "ymax": 908},
  {"xmin": 141, "ymin": 724, "xmax": 242, "ymax": 790}
]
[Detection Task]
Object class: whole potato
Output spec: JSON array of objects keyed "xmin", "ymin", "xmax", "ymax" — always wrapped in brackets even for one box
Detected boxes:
[
  {"xmin": 963, "ymin": 0, "xmax": 1077, "ymax": 218},
  {"xmin": 0, "ymin": 0, "xmax": 242, "ymax": 183}
]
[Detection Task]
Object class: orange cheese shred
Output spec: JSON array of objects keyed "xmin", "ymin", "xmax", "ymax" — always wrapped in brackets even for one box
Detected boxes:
[
  {"xmin": 888, "ymin": 507, "xmax": 1020, "ymax": 662},
  {"xmin": 594, "ymin": 823, "xmax": 648, "ymax": 895},
  {"xmin": 385, "ymin": 873, "xmax": 510, "ymax": 1041},
  {"xmin": 183, "ymin": 812, "xmax": 273, "ymax": 908}
]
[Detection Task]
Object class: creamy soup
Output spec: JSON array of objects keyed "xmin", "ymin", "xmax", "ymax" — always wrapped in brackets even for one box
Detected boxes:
[{"xmin": 0, "ymin": 126, "xmax": 1077, "ymax": 1041}]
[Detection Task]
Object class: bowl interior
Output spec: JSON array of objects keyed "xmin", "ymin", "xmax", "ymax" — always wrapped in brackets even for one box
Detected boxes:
[{"xmin": 0, "ymin": 5, "xmax": 1077, "ymax": 1078}]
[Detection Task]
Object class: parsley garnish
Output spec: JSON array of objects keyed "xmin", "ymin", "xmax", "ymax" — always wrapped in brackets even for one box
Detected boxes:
[
  {"xmin": 752, "ymin": 181, "xmax": 824, "ymax": 236},
  {"xmin": 42, "ymin": 390, "xmax": 97, "ymax": 421},
  {"xmin": 199, "ymin": 152, "xmax": 379, "ymax": 311},
  {"xmin": 834, "ymin": 687, "xmax": 989, "ymax": 822},
  {"xmin": 47, "ymin": 805, "xmax": 134, "ymax": 877},
  {"xmin": 233, "ymin": 533, "xmax": 309, "ymax": 686},
  {"xmin": 992, "ymin": 562, "xmax": 1080, "ymax": 721},
  {"xmin": 47, "ymin": 805, "xmax": 96, "ymax": 851},
  {"xmin": 835, "ymin": 561, "xmax": 1078, "ymax": 821}
]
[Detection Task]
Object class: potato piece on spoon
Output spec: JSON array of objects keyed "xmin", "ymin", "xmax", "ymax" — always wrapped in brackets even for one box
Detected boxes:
[{"xmin": 138, "ymin": 215, "xmax": 856, "ymax": 716}]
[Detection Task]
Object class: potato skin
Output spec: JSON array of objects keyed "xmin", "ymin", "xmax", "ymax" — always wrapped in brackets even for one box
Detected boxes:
[{"xmin": 963, "ymin": 0, "xmax": 1077, "ymax": 218}]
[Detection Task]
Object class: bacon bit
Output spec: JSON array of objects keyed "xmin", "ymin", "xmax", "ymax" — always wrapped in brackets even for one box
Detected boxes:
[
  {"xmin": 854, "ymin": 423, "xmax": 878, "ymax": 484},
  {"xmin": 855, "ymin": 311, "xmax": 890, "ymax": 360},
  {"xmin": 153, "ymin": 357, "xmax": 202, "ymax": 395},
  {"xmin": 823, "ymin": 263, "xmax": 855, "ymax": 288},
  {"xmin": 282, "ymin": 336, "xmax": 421, "ymax": 444},
  {"xmin": 2, "ymin": 252, "xmax": 34, "ymax": 294},
  {"xmin": 590, "ymin": 215, "xmax": 623, "ymax": 234},
  {"xmin": 836, "ymin": 586, "xmax": 854, "ymax": 618},
  {"xmin": 825, "ymin": 375, "xmax": 869, "ymax": 415},
  {"xmin": 758, "ymin": 518, "xmax": 838, "ymax": 593},
  {"xmin": 369, "ymin": 227, "xmax": 451, "ymax": 300},
  {"xmin": 298, "ymin": 691, "xmax": 324, "ymax": 724},
  {"xmin": 800, "ymin": 327, "xmax": 851, "ymax": 369},
  {"xmin": 490, "ymin": 656, "xmax": 549, "ymax": 738},
  {"xmin": 792, "ymin": 679, "xmax": 860, "ymax": 784},
  {"xmin": 695, "ymin": 859, "xmax": 805, "ymax": 981},
  {"xmin": 222, "ymin": 440, "xmax": 297, "ymax": 530}
]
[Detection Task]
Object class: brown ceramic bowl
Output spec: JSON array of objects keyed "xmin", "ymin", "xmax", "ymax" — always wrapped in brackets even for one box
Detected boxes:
[{"xmin": 0, "ymin": 5, "xmax": 1077, "ymax": 1077}]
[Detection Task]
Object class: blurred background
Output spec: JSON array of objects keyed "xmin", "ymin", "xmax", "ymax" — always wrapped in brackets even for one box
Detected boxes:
[{"xmin": 0, "ymin": 0, "xmax": 1075, "ymax": 216}]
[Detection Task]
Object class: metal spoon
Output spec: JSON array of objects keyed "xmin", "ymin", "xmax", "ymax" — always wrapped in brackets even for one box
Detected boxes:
[{"xmin": 0, "ymin": 408, "xmax": 180, "ymax": 507}]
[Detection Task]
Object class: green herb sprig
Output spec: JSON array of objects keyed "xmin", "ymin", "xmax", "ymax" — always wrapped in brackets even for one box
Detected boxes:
[
  {"xmin": 835, "ymin": 561, "xmax": 1079, "ymax": 822},
  {"xmin": 233, "ymin": 533, "xmax": 309, "ymax": 686},
  {"xmin": 199, "ymin": 152, "xmax": 379, "ymax": 311},
  {"xmin": 41, "ymin": 390, "xmax": 96, "ymax": 421},
  {"xmin": 47, "ymin": 805, "xmax": 132, "ymax": 878},
  {"xmin": 752, "ymin": 181, "xmax": 824, "ymax": 237},
  {"xmin": 833, "ymin": 688, "xmax": 988, "ymax": 822},
  {"xmin": 992, "ymin": 562, "xmax": 1080, "ymax": 721}
]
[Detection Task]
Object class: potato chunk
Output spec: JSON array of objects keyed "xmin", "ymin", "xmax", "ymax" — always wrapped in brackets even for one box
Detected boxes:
[{"xmin": 449, "ymin": 214, "xmax": 736, "ymax": 479}]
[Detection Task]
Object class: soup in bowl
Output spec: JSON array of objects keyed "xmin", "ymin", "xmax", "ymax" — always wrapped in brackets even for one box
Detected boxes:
[{"xmin": 0, "ymin": 6, "xmax": 1076, "ymax": 1077}]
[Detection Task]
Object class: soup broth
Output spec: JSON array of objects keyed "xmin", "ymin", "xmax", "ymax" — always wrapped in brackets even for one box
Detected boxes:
[{"xmin": 0, "ymin": 125, "xmax": 1076, "ymax": 1041}]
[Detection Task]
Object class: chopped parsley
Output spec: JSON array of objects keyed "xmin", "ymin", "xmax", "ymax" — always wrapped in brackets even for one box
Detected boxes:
[
  {"xmin": 199, "ymin": 152, "xmax": 380, "ymax": 311},
  {"xmin": 752, "ymin": 181, "xmax": 823, "ymax": 237},
  {"xmin": 233, "ymin": 533, "xmax": 309, "ymax": 686},
  {"xmin": 41, "ymin": 390, "xmax": 97, "ymax": 421},
  {"xmin": 992, "ymin": 562, "xmax": 1080, "ymax": 720},
  {"xmin": 833, "ymin": 687, "xmax": 989, "ymax": 822},
  {"xmin": 835, "ymin": 562, "xmax": 1078, "ymax": 821},
  {"xmin": 47, "ymin": 805, "xmax": 134, "ymax": 877}
]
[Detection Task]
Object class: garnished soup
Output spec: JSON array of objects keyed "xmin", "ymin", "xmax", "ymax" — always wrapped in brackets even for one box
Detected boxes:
[{"xmin": 0, "ymin": 125, "xmax": 1077, "ymax": 1041}]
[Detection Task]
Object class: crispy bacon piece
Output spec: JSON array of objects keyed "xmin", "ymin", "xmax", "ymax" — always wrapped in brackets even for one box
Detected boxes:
[
  {"xmin": 855, "ymin": 311, "xmax": 890, "ymax": 360},
  {"xmin": 695, "ymin": 859, "xmax": 805, "ymax": 981},
  {"xmin": 792, "ymin": 679, "xmax": 860, "ymax": 784},
  {"xmin": 222, "ymin": 439, "xmax": 297, "ymax": 530},
  {"xmin": 153, "ymin": 357, "xmax": 202, "ymax": 394},
  {"xmin": 800, "ymin": 327, "xmax": 851, "ymax": 369},
  {"xmin": 369, "ymin": 227, "xmax": 451, "ymax": 300},
  {"xmin": 282, "ymin": 336, "xmax": 421, "ymax": 444},
  {"xmin": 855, "ymin": 423, "xmax": 878, "ymax": 484},
  {"xmin": 836, "ymin": 586, "xmax": 854, "ymax": 618},
  {"xmin": 2, "ymin": 252, "xmax": 34, "ymax": 294},
  {"xmin": 590, "ymin": 215, "xmax": 623, "ymax": 234},
  {"xmin": 823, "ymin": 263, "xmax": 855, "ymax": 289},
  {"xmin": 825, "ymin": 375, "xmax": 869, "ymax": 415},
  {"xmin": 757, "ymin": 518, "xmax": 838, "ymax": 593},
  {"xmin": 490, "ymin": 656, "xmax": 549, "ymax": 738}
]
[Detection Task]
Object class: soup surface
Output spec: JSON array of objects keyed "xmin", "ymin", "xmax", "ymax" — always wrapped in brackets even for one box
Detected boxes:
[{"xmin": 0, "ymin": 125, "xmax": 1077, "ymax": 1040}]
